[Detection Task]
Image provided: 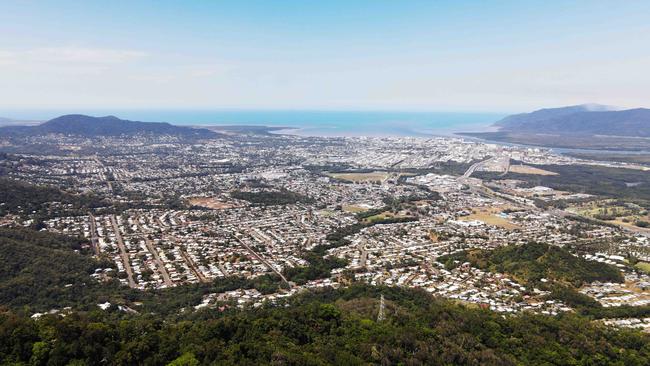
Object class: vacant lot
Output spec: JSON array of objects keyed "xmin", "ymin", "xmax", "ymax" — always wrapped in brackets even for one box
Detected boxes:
[
  {"xmin": 361, "ymin": 211, "xmax": 412, "ymax": 224},
  {"xmin": 342, "ymin": 204, "xmax": 368, "ymax": 213},
  {"xmin": 188, "ymin": 196, "xmax": 238, "ymax": 209},
  {"xmin": 478, "ymin": 164, "xmax": 650, "ymax": 208},
  {"xmin": 327, "ymin": 171, "xmax": 391, "ymax": 183},
  {"xmin": 509, "ymin": 165, "xmax": 558, "ymax": 176},
  {"xmin": 458, "ymin": 206, "xmax": 520, "ymax": 229}
]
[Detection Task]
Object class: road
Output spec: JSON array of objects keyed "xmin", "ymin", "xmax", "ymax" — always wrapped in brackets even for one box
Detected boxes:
[
  {"xmin": 165, "ymin": 234, "xmax": 208, "ymax": 283},
  {"xmin": 238, "ymin": 234, "xmax": 291, "ymax": 287},
  {"xmin": 217, "ymin": 263, "xmax": 228, "ymax": 277},
  {"xmin": 498, "ymin": 157, "xmax": 511, "ymax": 177},
  {"xmin": 141, "ymin": 234, "xmax": 173, "ymax": 286},
  {"xmin": 88, "ymin": 213, "xmax": 100, "ymax": 255},
  {"xmin": 463, "ymin": 156, "xmax": 510, "ymax": 179},
  {"xmin": 358, "ymin": 242, "xmax": 368, "ymax": 268},
  {"xmin": 179, "ymin": 248, "xmax": 209, "ymax": 283},
  {"xmin": 462, "ymin": 157, "xmax": 492, "ymax": 178},
  {"xmin": 110, "ymin": 215, "xmax": 136, "ymax": 288},
  {"xmin": 94, "ymin": 157, "xmax": 114, "ymax": 192},
  {"xmin": 134, "ymin": 218, "xmax": 173, "ymax": 286}
]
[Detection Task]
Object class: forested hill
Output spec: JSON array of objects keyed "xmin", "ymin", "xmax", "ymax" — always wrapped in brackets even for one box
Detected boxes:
[
  {"xmin": 440, "ymin": 242, "xmax": 624, "ymax": 287},
  {"xmin": 0, "ymin": 226, "xmax": 649, "ymax": 364},
  {"xmin": 0, "ymin": 227, "xmax": 104, "ymax": 309},
  {"xmin": 1, "ymin": 285, "xmax": 649, "ymax": 365},
  {"xmin": 494, "ymin": 105, "xmax": 650, "ymax": 137},
  {"xmin": 0, "ymin": 178, "xmax": 107, "ymax": 219},
  {"xmin": 0, "ymin": 114, "xmax": 218, "ymax": 138},
  {"xmin": 494, "ymin": 104, "xmax": 611, "ymax": 128}
]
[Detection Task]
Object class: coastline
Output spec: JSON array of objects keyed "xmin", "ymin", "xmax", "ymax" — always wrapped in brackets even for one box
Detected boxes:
[{"xmin": 459, "ymin": 132, "xmax": 650, "ymax": 154}]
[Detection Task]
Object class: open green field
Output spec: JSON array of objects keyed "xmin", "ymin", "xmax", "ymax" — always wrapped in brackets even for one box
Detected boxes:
[
  {"xmin": 341, "ymin": 204, "xmax": 367, "ymax": 213},
  {"xmin": 363, "ymin": 212, "xmax": 394, "ymax": 222},
  {"xmin": 575, "ymin": 203, "xmax": 637, "ymax": 218},
  {"xmin": 570, "ymin": 199, "xmax": 650, "ymax": 229},
  {"xmin": 327, "ymin": 171, "xmax": 391, "ymax": 183},
  {"xmin": 458, "ymin": 206, "xmax": 520, "ymax": 229},
  {"xmin": 635, "ymin": 261, "xmax": 650, "ymax": 274},
  {"xmin": 478, "ymin": 164, "xmax": 650, "ymax": 210},
  {"xmin": 361, "ymin": 210, "xmax": 413, "ymax": 223}
]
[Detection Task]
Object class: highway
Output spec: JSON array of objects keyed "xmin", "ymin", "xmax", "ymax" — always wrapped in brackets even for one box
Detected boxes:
[
  {"xmin": 462, "ymin": 156, "xmax": 510, "ymax": 179},
  {"xmin": 462, "ymin": 159, "xmax": 488, "ymax": 179},
  {"xmin": 110, "ymin": 215, "xmax": 136, "ymax": 288}
]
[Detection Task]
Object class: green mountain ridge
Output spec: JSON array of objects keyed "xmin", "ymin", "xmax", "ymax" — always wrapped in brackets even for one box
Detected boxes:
[
  {"xmin": 494, "ymin": 105, "xmax": 650, "ymax": 137},
  {"xmin": 0, "ymin": 114, "xmax": 218, "ymax": 138}
]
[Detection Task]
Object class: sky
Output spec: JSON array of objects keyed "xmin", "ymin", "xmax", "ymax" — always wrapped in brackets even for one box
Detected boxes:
[{"xmin": 1, "ymin": 0, "xmax": 649, "ymax": 113}]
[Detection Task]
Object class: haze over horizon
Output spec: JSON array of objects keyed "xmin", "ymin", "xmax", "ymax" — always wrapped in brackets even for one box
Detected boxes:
[{"xmin": 1, "ymin": 1, "xmax": 649, "ymax": 113}]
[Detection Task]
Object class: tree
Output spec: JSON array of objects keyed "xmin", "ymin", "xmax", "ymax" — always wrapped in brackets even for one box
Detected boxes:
[{"xmin": 167, "ymin": 353, "xmax": 199, "ymax": 366}]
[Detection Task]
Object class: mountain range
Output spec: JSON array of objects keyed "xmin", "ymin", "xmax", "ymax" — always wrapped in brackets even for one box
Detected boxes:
[
  {"xmin": 461, "ymin": 104, "xmax": 650, "ymax": 150},
  {"xmin": 0, "ymin": 114, "xmax": 217, "ymax": 138},
  {"xmin": 494, "ymin": 104, "xmax": 650, "ymax": 137}
]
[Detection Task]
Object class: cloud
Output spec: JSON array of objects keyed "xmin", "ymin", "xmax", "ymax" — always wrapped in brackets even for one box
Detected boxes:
[
  {"xmin": 27, "ymin": 46, "xmax": 147, "ymax": 64},
  {"xmin": 0, "ymin": 46, "xmax": 147, "ymax": 65},
  {"xmin": 0, "ymin": 50, "xmax": 17, "ymax": 66}
]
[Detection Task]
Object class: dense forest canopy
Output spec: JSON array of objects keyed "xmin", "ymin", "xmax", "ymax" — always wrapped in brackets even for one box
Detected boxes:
[
  {"xmin": 0, "ymin": 178, "xmax": 107, "ymax": 218},
  {"xmin": 1, "ymin": 285, "xmax": 649, "ymax": 365},
  {"xmin": 439, "ymin": 242, "xmax": 624, "ymax": 287},
  {"xmin": 476, "ymin": 164, "xmax": 650, "ymax": 209},
  {"xmin": 231, "ymin": 189, "xmax": 314, "ymax": 206}
]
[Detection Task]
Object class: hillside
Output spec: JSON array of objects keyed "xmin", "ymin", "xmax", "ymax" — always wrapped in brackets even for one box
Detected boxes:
[
  {"xmin": 0, "ymin": 228, "xmax": 648, "ymax": 365},
  {"xmin": 494, "ymin": 104, "xmax": 613, "ymax": 129},
  {"xmin": 0, "ymin": 227, "xmax": 106, "ymax": 309},
  {"xmin": 0, "ymin": 178, "xmax": 107, "ymax": 219},
  {"xmin": 496, "ymin": 106, "xmax": 650, "ymax": 137},
  {"xmin": 461, "ymin": 105, "xmax": 650, "ymax": 150},
  {"xmin": 1, "ymin": 284, "xmax": 649, "ymax": 365},
  {"xmin": 439, "ymin": 242, "xmax": 623, "ymax": 287},
  {"xmin": 0, "ymin": 114, "xmax": 217, "ymax": 138}
]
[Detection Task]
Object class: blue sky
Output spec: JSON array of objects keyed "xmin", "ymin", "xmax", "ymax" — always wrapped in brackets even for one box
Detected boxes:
[{"xmin": 1, "ymin": 0, "xmax": 649, "ymax": 112}]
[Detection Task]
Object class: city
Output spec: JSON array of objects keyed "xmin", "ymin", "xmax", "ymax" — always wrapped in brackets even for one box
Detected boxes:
[
  {"xmin": 3, "ymin": 130, "xmax": 650, "ymax": 330},
  {"xmin": 2, "ymin": 1, "xmax": 650, "ymax": 363}
]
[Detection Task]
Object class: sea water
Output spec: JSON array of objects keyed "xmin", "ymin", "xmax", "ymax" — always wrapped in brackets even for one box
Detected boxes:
[{"xmin": 4, "ymin": 109, "xmax": 504, "ymax": 137}]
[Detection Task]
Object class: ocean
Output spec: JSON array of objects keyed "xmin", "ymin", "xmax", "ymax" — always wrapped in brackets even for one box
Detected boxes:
[{"xmin": 4, "ymin": 110, "xmax": 504, "ymax": 137}]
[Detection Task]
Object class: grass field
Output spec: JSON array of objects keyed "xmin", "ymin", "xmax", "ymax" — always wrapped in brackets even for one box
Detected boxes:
[
  {"xmin": 361, "ymin": 211, "xmax": 410, "ymax": 223},
  {"xmin": 342, "ymin": 204, "xmax": 368, "ymax": 213},
  {"xmin": 571, "ymin": 199, "xmax": 650, "ymax": 229},
  {"xmin": 635, "ymin": 262, "xmax": 650, "ymax": 274},
  {"xmin": 327, "ymin": 171, "xmax": 391, "ymax": 183},
  {"xmin": 576, "ymin": 205, "xmax": 635, "ymax": 217},
  {"xmin": 363, "ymin": 211, "xmax": 395, "ymax": 222},
  {"xmin": 188, "ymin": 196, "xmax": 238, "ymax": 209},
  {"xmin": 458, "ymin": 206, "xmax": 520, "ymax": 229},
  {"xmin": 509, "ymin": 165, "xmax": 558, "ymax": 176}
]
